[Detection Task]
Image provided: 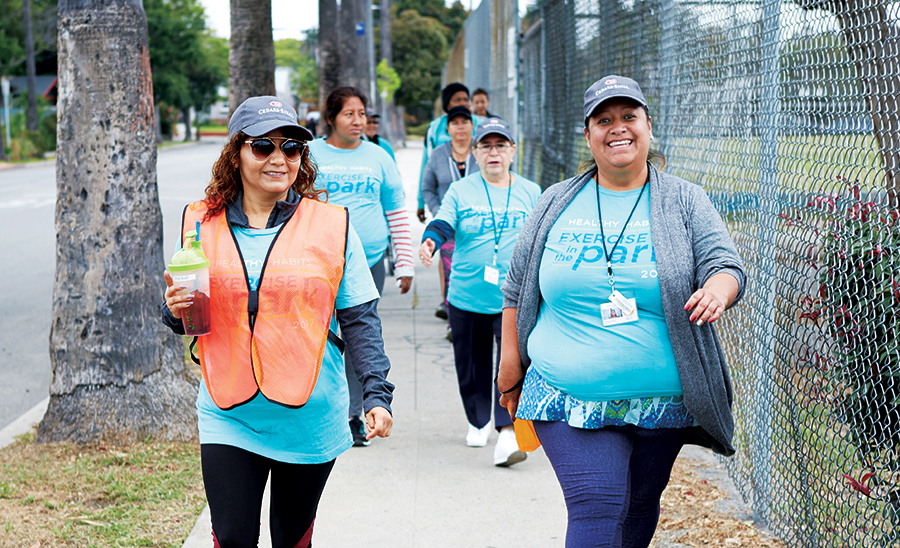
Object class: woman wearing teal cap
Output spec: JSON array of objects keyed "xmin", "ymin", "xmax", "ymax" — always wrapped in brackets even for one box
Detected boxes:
[{"xmin": 161, "ymin": 95, "xmax": 394, "ymax": 548}]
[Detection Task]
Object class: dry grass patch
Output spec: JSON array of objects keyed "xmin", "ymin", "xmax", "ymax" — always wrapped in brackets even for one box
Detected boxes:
[
  {"xmin": 0, "ymin": 432, "xmax": 204, "ymax": 548},
  {"xmin": 654, "ymin": 457, "xmax": 786, "ymax": 547}
]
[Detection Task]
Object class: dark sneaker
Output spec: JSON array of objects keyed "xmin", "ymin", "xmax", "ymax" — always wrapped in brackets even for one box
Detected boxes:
[
  {"xmin": 445, "ymin": 326, "xmax": 453, "ymax": 342},
  {"xmin": 349, "ymin": 417, "xmax": 370, "ymax": 447},
  {"xmin": 435, "ymin": 302, "xmax": 449, "ymax": 320}
]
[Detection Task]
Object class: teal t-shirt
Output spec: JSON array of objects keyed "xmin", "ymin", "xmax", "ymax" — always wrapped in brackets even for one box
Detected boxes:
[
  {"xmin": 308, "ymin": 139, "xmax": 406, "ymax": 267},
  {"xmin": 526, "ymin": 182, "xmax": 682, "ymax": 401},
  {"xmin": 435, "ymin": 172, "xmax": 541, "ymax": 314},
  {"xmin": 196, "ymin": 222, "xmax": 379, "ymax": 464}
]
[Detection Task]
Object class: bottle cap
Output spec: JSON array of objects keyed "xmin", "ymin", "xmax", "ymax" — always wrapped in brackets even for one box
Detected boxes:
[{"xmin": 168, "ymin": 231, "xmax": 209, "ymax": 272}]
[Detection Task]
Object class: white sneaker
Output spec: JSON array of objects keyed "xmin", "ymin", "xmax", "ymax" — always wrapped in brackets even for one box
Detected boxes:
[
  {"xmin": 466, "ymin": 423, "xmax": 491, "ymax": 447},
  {"xmin": 493, "ymin": 427, "xmax": 527, "ymax": 467}
]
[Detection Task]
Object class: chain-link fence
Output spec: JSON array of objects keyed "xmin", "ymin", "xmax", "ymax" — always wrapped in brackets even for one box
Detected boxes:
[
  {"xmin": 519, "ymin": 1, "xmax": 900, "ymax": 546},
  {"xmin": 440, "ymin": 0, "xmax": 518, "ymax": 130}
]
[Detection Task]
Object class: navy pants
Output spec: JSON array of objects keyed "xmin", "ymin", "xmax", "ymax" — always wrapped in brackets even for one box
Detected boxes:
[
  {"xmin": 447, "ymin": 303, "xmax": 512, "ymax": 430},
  {"xmin": 533, "ymin": 421, "xmax": 686, "ymax": 548},
  {"xmin": 345, "ymin": 258, "xmax": 386, "ymax": 417},
  {"xmin": 202, "ymin": 444, "xmax": 335, "ymax": 548}
]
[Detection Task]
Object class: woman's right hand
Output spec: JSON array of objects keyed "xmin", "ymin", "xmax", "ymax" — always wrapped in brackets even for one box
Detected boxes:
[
  {"xmin": 499, "ymin": 386, "xmax": 522, "ymax": 419},
  {"xmin": 418, "ymin": 239, "xmax": 436, "ymax": 267},
  {"xmin": 164, "ymin": 270, "xmax": 192, "ymax": 320}
]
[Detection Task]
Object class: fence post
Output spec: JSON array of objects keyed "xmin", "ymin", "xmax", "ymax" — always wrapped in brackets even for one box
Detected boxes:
[{"xmin": 751, "ymin": 0, "xmax": 783, "ymax": 525}]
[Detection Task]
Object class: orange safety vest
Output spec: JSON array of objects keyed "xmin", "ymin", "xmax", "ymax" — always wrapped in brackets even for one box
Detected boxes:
[{"xmin": 183, "ymin": 198, "xmax": 348, "ymax": 410}]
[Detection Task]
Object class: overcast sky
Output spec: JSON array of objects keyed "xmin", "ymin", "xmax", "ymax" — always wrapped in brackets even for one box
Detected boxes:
[{"xmin": 198, "ymin": 0, "xmax": 535, "ymax": 41}]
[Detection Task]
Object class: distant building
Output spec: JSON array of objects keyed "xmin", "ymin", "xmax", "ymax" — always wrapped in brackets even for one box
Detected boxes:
[{"xmin": 8, "ymin": 75, "xmax": 58, "ymax": 104}]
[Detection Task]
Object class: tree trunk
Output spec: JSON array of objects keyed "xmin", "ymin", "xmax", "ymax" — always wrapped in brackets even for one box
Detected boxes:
[
  {"xmin": 794, "ymin": 0, "xmax": 900, "ymax": 207},
  {"xmin": 23, "ymin": 0, "xmax": 39, "ymax": 132},
  {"xmin": 182, "ymin": 107, "xmax": 192, "ymax": 141},
  {"xmin": 339, "ymin": 0, "xmax": 371, "ymax": 94},
  {"xmin": 378, "ymin": 0, "xmax": 397, "ymax": 145},
  {"xmin": 228, "ymin": 0, "xmax": 275, "ymax": 116},
  {"xmin": 318, "ymin": 0, "xmax": 341, "ymax": 111},
  {"xmin": 39, "ymin": 0, "xmax": 198, "ymax": 444}
]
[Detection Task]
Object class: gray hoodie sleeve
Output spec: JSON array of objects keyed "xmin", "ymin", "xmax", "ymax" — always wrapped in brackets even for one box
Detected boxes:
[
  {"xmin": 422, "ymin": 155, "xmax": 441, "ymax": 216},
  {"xmin": 337, "ymin": 299, "xmax": 395, "ymax": 414}
]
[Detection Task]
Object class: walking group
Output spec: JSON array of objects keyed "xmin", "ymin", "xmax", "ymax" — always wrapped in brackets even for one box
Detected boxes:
[{"xmin": 161, "ymin": 74, "xmax": 746, "ymax": 548}]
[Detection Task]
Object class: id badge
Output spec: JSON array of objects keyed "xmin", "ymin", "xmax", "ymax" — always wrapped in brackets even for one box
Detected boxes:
[
  {"xmin": 601, "ymin": 298, "xmax": 639, "ymax": 327},
  {"xmin": 484, "ymin": 264, "xmax": 500, "ymax": 285}
]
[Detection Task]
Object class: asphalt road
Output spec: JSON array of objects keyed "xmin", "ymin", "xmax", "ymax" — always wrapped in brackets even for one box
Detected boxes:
[{"xmin": 0, "ymin": 140, "xmax": 225, "ymax": 430}]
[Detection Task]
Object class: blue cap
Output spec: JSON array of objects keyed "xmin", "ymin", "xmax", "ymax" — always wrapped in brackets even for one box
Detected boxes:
[
  {"xmin": 228, "ymin": 96, "xmax": 313, "ymax": 141},
  {"xmin": 583, "ymin": 75, "xmax": 648, "ymax": 126},
  {"xmin": 474, "ymin": 117, "xmax": 514, "ymax": 144}
]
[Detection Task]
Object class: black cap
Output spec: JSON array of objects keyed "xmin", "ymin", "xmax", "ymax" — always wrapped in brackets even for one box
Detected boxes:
[
  {"xmin": 583, "ymin": 75, "xmax": 648, "ymax": 126},
  {"xmin": 228, "ymin": 96, "xmax": 313, "ymax": 141},
  {"xmin": 474, "ymin": 117, "xmax": 514, "ymax": 144},
  {"xmin": 365, "ymin": 108, "xmax": 380, "ymax": 119},
  {"xmin": 447, "ymin": 106, "xmax": 473, "ymax": 122},
  {"xmin": 441, "ymin": 82, "xmax": 469, "ymax": 113}
]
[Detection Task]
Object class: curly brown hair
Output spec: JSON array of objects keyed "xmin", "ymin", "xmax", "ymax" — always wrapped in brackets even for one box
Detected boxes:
[{"xmin": 202, "ymin": 132, "xmax": 325, "ymax": 220}]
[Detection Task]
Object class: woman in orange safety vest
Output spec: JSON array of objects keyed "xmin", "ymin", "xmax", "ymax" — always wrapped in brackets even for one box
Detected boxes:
[{"xmin": 160, "ymin": 96, "xmax": 394, "ymax": 548}]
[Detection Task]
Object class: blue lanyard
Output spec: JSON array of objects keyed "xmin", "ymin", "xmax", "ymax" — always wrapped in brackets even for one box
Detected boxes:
[
  {"xmin": 481, "ymin": 175, "xmax": 512, "ymax": 264},
  {"xmin": 595, "ymin": 178, "xmax": 647, "ymax": 290}
]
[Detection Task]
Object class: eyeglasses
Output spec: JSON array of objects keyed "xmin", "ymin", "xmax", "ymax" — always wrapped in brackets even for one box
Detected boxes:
[
  {"xmin": 244, "ymin": 138, "xmax": 305, "ymax": 162},
  {"xmin": 475, "ymin": 143, "xmax": 512, "ymax": 153}
]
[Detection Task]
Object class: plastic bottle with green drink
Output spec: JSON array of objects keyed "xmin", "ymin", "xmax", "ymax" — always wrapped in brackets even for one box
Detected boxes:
[{"xmin": 168, "ymin": 223, "xmax": 211, "ymax": 335}]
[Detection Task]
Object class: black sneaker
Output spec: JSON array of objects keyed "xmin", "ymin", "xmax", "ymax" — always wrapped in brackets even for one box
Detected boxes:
[
  {"xmin": 349, "ymin": 417, "xmax": 370, "ymax": 447},
  {"xmin": 435, "ymin": 302, "xmax": 449, "ymax": 320}
]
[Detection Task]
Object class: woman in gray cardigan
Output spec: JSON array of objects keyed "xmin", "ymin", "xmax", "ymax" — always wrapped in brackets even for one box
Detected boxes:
[
  {"xmin": 421, "ymin": 106, "xmax": 479, "ymax": 326},
  {"xmin": 496, "ymin": 75, "xmax": 746, "ymax": 548}
]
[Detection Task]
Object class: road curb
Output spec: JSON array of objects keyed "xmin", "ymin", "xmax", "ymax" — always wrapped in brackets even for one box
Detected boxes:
[{"xmin": 0, "ymin": 397, "xmax": 48, "ymax": 449}]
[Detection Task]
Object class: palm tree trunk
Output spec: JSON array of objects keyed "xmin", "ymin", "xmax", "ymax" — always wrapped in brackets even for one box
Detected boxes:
[
  {"xmin": 228, "ymin": 0, "xmax": 275, "ymax": 115},
  {"xmin": 40, "ymin": 0, "xmax": 198, "ymax": 444}
]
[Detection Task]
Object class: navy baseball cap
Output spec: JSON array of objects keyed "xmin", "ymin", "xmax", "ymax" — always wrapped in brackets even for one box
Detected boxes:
[
  {"xmin": 474, "ymin": 117, "xmax": 515, "ymax": 144},
  {"xmin": 228, "ymin": 96, "xmax": 313, "ymax": 141},
  {"xmin": 365, "ymin": 108, "xmax": 380, "ymax": 119},
  {"xmin": 583, "ymin": 75, "xmax": 648, "ymax": 126},
  {"xmin": 447, "ymin": 106, "xmax": 473, "ymax": 122}
]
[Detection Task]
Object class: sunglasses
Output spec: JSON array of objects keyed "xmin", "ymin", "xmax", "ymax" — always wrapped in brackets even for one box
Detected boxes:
[{"xmin": 244, "ymin": 138, "xmax": 305, "ymax": 162}]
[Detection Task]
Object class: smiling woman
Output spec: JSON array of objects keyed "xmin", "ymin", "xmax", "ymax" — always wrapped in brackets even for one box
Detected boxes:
[
  {"xmin": 419, "ymin": 117, "xmax": 542, "ymax": 467},
  {"xmin": 497, "ymin": 75, "xmax": 748, "ymax": 547},
  {"xmin": 159, "ymin": 95, "xmax": 395, "ymax": 548}
]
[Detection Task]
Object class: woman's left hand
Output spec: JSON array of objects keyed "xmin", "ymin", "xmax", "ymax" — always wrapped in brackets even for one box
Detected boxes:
[
  {"xmin": 397, "ymin": 276, "xmax": 412, "ymax": 294},
  {"xmin": 684, "ymin": 288, "xmax": 725, "ymax": 326},
  {"xmin": 366, "ymin": 406, "xmax": 393, "ymax": 440},
  {"xmin": 684, "ymin": 273, "xmax": 741, "ymax": 326}
]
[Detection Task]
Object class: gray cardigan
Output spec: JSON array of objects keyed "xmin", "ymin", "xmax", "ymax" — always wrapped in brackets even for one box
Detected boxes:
[
  {"xmin": 421, "ymin": 141, "xmax": 478, "ymax": 216},
  {"xmin": 501, "ymin": 164, "xmax": 746, "ymax": 455}
]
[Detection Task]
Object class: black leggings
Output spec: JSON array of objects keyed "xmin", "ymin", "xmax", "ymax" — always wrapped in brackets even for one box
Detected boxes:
[{"xmin": 201, "ymin": 444, "xmax": 335, "ymax": 548}]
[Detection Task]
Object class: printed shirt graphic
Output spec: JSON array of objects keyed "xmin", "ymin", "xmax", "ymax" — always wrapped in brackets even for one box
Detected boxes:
[
  {"xmin": 308, "ymin": 139, "xmax": 406, "ymax": 267},
  {"xmin": 435, "ymin": 172, "xmax": 541, "ymax": 313},
  {"xmin": 197, "ymin": 223, "xmax": 379, "ymax": 464},
  {"xmin": 526, "ymin": 182, "xmax": 683, "ymax": 401}
]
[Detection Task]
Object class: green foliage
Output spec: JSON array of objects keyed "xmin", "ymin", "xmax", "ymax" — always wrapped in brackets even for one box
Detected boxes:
[
  {"xmin": 276, "ymin": 38, "xmax": 318, "ymax": 103},
  {"xmin": 391, "ymin": 8, "xmax": 449, "ymax": 110},
  {"xmin": 5, "ymin": 94, "xmax": 55, "ymax": 160},
  {"xmin": 0, "ymin": 0, "xmax": 57, "ymax": 77},
  {"xmin": 406, "ymin": 120, "xmax": 430, "ymax": 137},
  {"xmin": 145, "ymin": 0, "xmax": 227, "ymax": 130},
  {"xmin": 376, "ymin": 59, "xmax": 401, "ymax": 103}
]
